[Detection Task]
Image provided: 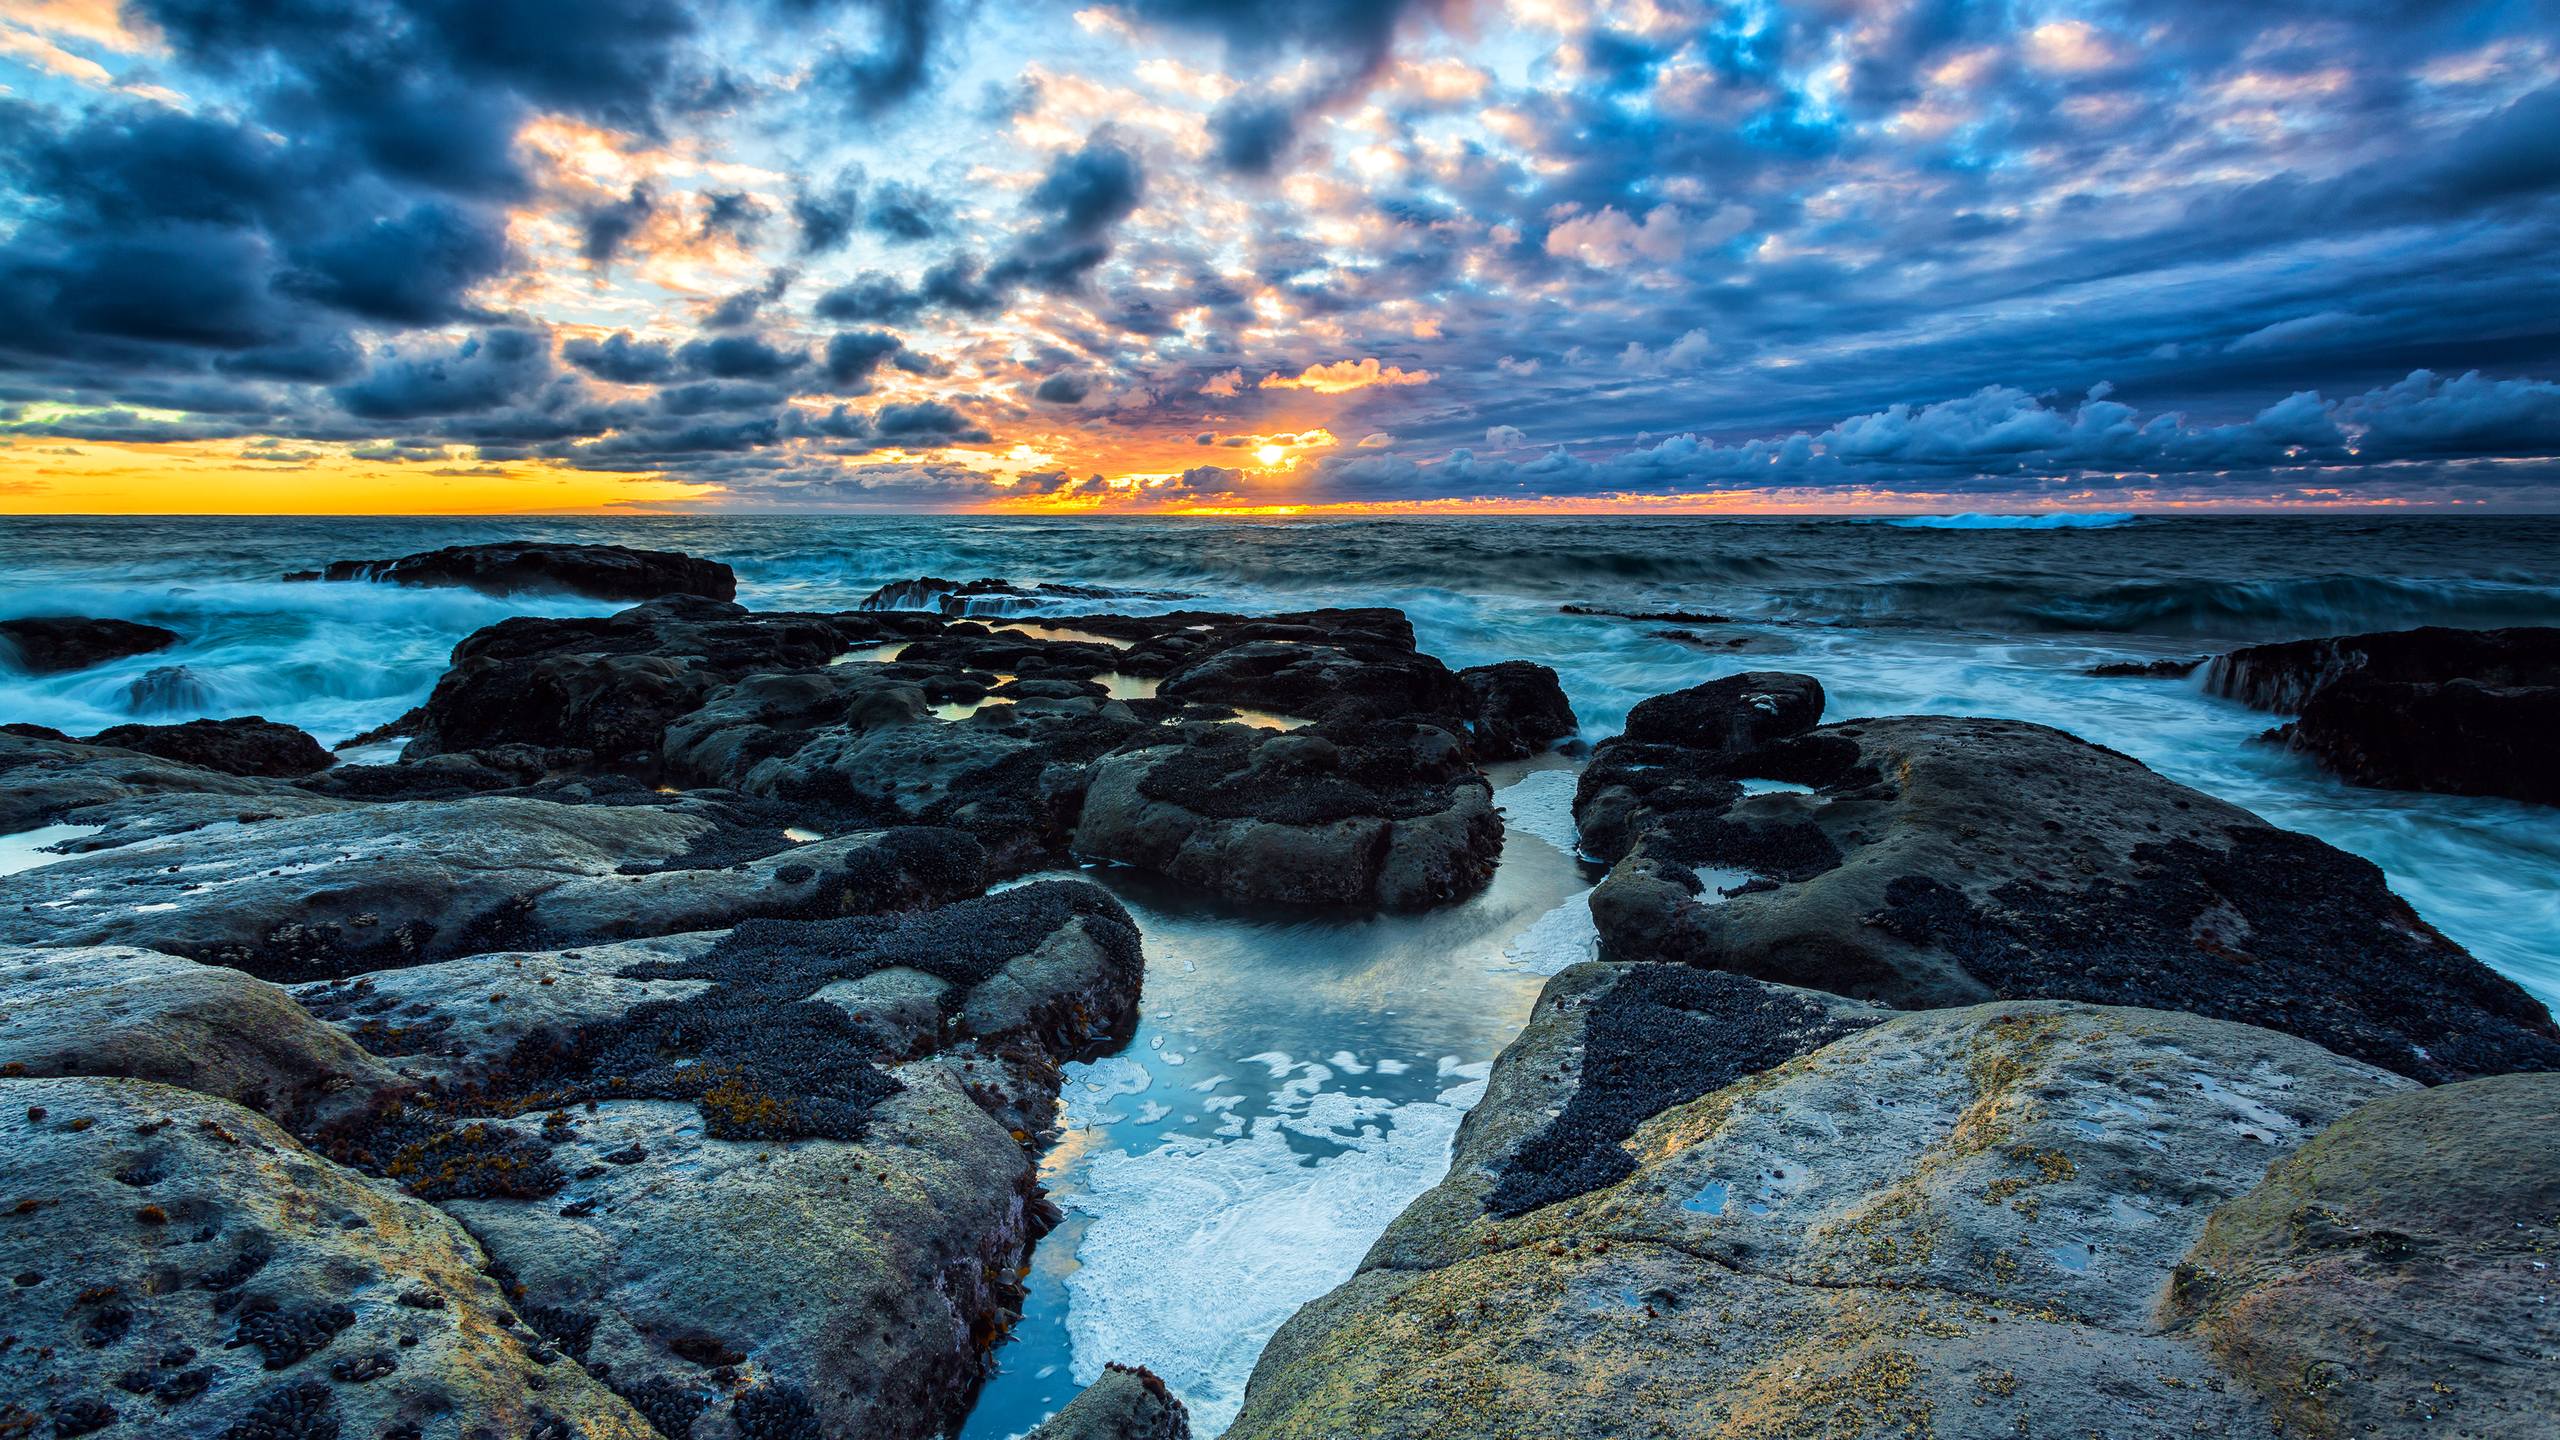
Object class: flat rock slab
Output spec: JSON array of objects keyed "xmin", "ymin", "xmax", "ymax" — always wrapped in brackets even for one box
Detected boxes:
[
  {"xmin": 292, "ymin": 884, "xmax": 1146, "ymax": 1439},
  {"xmin": 2168, "ymin": 1070, "xmax": 2560, "ymax": 1439},
  {"xmin": 0, "ymin": 1076, "xmax": 654, "ymax": 1440},
  {"xmin": 1228, "ymin": 1001, "xmax": 2411, "ymax": 1440},
  {"xmin": 1576, "ymin": 687, "xmax": 2560, "ymax": 1083},
  {"xmin": 0, "ymin": 796, "xmax": 982, "ymax": 982},
  {"xmin": 294, "ymin": 541, "xmax": 736, "ymax": 603},
  {"xmin": 0, "ymin": 946, "xmax": 402, "ymax": 1128}
]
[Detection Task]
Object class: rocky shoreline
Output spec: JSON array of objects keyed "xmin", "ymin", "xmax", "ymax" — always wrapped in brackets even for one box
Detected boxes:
[{"xmin": 2, "ymin": 542, "xmax": 2552, "ymax": 1439}]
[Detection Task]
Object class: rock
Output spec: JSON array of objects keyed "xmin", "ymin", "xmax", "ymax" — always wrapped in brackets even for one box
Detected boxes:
[
  {"xmin": 1619, "ymin": 669, "xmax": 1824, "ymax": 753},
  {"xmin": 0, "ymin": 1077, "xmax": 656, "ymax": 1440},
  {"xmin": 1363, "ymin": 964, "xmax": 1888, "ymax": 1271},
  {"xmin": 84, "ymin": 717, "xmax": 336, "ymax": 777},
  {"xmin": 0, "ymin": 796, "xmax": 985, "ymax": 982},
  {"xmin": 1226, "ymin": 1001, "xmax": 2412, "ymax": 1440},
  {"xmin": 2084, "ymin": 655, "xmax": 2202, "ymax": 678},
  {"xmin": 404, "ymin": 596, "xmax": 864, "ymax": 769},
  {"xmin": 858, "ymin": 576, "xmax": 1193, "ymax": 615},
  {"xmin": 1154, "ymin": 610, "xmax": 1471, "ymax": 724},
  {"xmin": 0, "ymin": 946, "xmax": 403, "ymax": 1127},
  {"xmin": 2167, "ymin": 1071, "xmax": 2560, "ymax": 1439},
  {"xmin": 1559, "ymin": 604, "xmax": 1736, "ymax": 624},
  {"xmin": 0, "ymin": 728, "xmax": 304, "ymax": 835},
  {"xmin": 121, "ymin": 663, "xmax": 216, "ymax": 714},
  {"xmin": 2205, "ymin": 626, "xmax": 2560, "ymax": 804},
  {"xmin": 1457, "ymin": 661, "xmax": 1578, "ymax": 760},
  {"xmin": 1575, "ymin": 691, "xmax": 2560, "ymax": 1084},
  {"xmin": 309, "ymin": 884, "xmax": 1146, "ymax": 1440},
  {"xmin": 0, "ymin": 616, "xmax": 178, "ymax": 674},
  {"xmin": 292, "ymin": 541, "xmax": 736, "ymax": 602},
  {"xmin": 1074, "ymin": 719, "xmax": 1502, "ymax": 908},
  {"xmin": 1031, "ymin": 1364, "xmax": 1193, "ymax": 1440}
]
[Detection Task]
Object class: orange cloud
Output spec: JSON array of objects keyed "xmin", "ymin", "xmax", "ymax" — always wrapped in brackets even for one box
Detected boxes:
[{"xmin": 1259, "ymin": 359, "xmax": 1436, "ymax": 394}]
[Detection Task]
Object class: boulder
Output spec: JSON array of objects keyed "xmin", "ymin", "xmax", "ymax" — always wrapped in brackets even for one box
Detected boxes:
[
  {"xmin": 2204, "ymin": 625, "xmax": 2560, "ymax": 803},
  {"xmin": 0, "ymin": 796, "xmax": 985, "ymax": 981},
  {"xmin": 1575, "ymin": 687, "xmax": 2560, "ymax": 1084},
  {"xmin": 308, "ymin": 883, "xmax": 1147, "ymax": 1440},
  {"xmin": 403, "ymin": 596, "xmax": 865, "ymax": 769},
  {"xmin": 84, "ymin": 717, "xmax": 336, "ymax": 777},
  {"xmin": 1074, "ymin": 720, "xmax": 1502, "ymax": 909},
  {"xmin": 1227, "ymin": 1001, "xmax": 2412, "ymax": 1440},
  {"xmin": 0, "ymin": 728, "xmax": 306, "ymax": 836},
  {"xmin": 0, "ymin": 1077, "xmax": 655, "ymax": 1440},
  {"xmin": 1031, "ymin": 1365, "xmax": 1194, "ymax": 1440},
  {"xmin": 1457, "ymin": 661, "xmax": 1578, "ymax": 760},
  {"xmin": 0, "ymin": 946, "xmax": 403, "ymax": 1127},
  {"xmin": 0, "ymin": 616, "xmax": 178, "ymax": 674},
  {"xmin": 859, "ymin": 576, "xmax": 1192, "ymax": 616},
  {"xmin": 1619, "ymin": 669, "xmax": 1824, "ymax": 753},
  {"xmin": 291, "ymin": 541, "xmax": 736, "ymax": 602},
  {"xmin": 2167, "ymin": 1071, "xmax": 2560, "ymax": 1439}
]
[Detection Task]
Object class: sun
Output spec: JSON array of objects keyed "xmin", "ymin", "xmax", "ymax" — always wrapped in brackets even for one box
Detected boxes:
[{"xmin": 1256, "ymin": 444, "xmax": 1288, "ymax": 467}]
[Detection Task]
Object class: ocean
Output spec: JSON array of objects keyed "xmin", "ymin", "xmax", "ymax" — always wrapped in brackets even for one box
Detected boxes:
[{"xmin": 6, "ymin": 511, "xmax": 2556, "ymax": 1434}]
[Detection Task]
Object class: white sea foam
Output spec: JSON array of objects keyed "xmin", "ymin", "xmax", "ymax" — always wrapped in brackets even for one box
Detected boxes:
[
  {"xmin": 1494, "ymin": 768, "xmax": 1582, "ymax": 855},
  {"xmin": 1061, "ymin": 1062, "xmax": 1489, "ymax": 1436},
  {"xmin": 1494, "ymin": 889, "xmax": 1599, "ymax": 976}
]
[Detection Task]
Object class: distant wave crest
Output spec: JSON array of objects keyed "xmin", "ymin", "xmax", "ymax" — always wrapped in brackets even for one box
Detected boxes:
[{"xmin": 1881, "ymin": 512, "xmax": 2139, "ymax": 530}]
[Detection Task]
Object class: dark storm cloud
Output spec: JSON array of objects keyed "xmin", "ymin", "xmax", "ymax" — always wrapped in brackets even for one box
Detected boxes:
[
  {"xmin": 821, "ymin": 329, "xmax": 916, "ymax": 392},
  {"xmin": 705, "ymin": 269, "xmax": 798, "ymax": 330},
  {"xmin": 678, "ymin": 333, "xmax": 809, "ymax": 379},
  {"xmin": 580, "ymin": 185, "xmax": 659, "ymax": 266},
  {"xmin": 563, "ymin": 332, "xmax": 678, "ymax": 384},
  {"xmin": 334, "ymin": 326, "xmax": 557, "ymax": 420},
  {"xmin": 1034, "ymin": 372, "xmax": 1093, "ymax": 404}
]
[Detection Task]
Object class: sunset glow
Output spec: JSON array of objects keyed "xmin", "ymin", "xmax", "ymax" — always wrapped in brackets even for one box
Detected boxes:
[{"xmin": 2, "ymin": 3, "xmax": 2555, "ymax": 514}]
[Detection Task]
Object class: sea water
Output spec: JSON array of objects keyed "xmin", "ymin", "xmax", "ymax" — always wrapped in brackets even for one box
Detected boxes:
[{"xmin": 5, "ymin": 513, "xmax": 2556, "ymax": 1434}]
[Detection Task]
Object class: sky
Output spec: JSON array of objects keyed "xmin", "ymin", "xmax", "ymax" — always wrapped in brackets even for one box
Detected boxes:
[{"xmin": 2, "ymin": 0, "xmax": 2558, "ymax": 514}]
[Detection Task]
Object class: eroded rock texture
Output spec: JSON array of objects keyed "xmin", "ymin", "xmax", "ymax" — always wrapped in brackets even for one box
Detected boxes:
[
  {"xmin": 1230, "ymin": 1001, "xmax": 2412, "ymax": 1440},
  {"xmin": 1573, "ymin": 674, "xmax": 2560, "ymax": 1082}
]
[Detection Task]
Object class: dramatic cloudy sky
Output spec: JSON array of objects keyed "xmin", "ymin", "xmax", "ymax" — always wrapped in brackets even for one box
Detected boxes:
[{"xmin": 4, "ymin": 0, "xmax": 2558, "ymax": 512}]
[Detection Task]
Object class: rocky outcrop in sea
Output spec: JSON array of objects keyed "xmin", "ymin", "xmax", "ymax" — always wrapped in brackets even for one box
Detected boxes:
[{"xmin": 1, "ymin": 546, "xmax": 2550, "ymax": 1440}]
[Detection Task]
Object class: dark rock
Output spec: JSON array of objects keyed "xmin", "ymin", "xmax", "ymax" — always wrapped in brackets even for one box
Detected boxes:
[
  {"xmin": 1074, "ymin": 718, "xmax": 1500, "ymax": 908},
  {"xmin": 1031, "ymin": 1364, "xmax": 1193, "ymax": 1440},
  {"xmin": 0, "ymin": 796, "xmax": 986, "ymax": 982},
  {"xmin": 1620, "ymin": 670, "xmax": 1823, "ymax": 753},
  {"xmin": 858, "ymin": 576, "xmax": 1192, "ymax": 616},
  {"xmin": 292, "ymin": 542, "xmax": 735, "ymax": 603},
  {"xmin": 1576, "ymin": 696, "xmax": 2560, "ymax": 1084},
  {"xmin": 1559, "ymin": 604, "xmax": 1736, "ymax": 624},
  {"xmin": 302, "ymin": 883, "xmax": 1148, "ymax": 1440},
  {"xmin": 0, "ymin": 617, "xmax": 178, "ymax": 675},
  {"xmin": 2083, "ymin": 655, "xmax": 2201, "ymax": 678},
  {"xmin": 1485, "ymin": 966, "xmax": 1883, "ymax": 1218},
  {"xmin": 1457, "ymin": 661, "xmax": 1578, "ymax": 760},
  {"xmin": 2205, "ymin": 626, "xmax": 2560, "ymax": 803},
  {"xmin": 2168, "ymin": 1071, "xmax": 2560, "ymax": 1439},
  {"xmin": 86, "ymin": 717, "xmax": 335, "ymax": 777}
]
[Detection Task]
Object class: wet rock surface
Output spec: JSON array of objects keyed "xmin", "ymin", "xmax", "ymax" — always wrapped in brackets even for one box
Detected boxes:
[
  {"xmin": 84, "ymin": 717, "xmax": 337, "ymax": 778},
  {"xmin": 0, "ymin": 793, "xmax": 985, "ymax": 982},
  {"xmin": 294, "ymin": 882, "xmax": 1146, "ymax": 1440},
  {"xmin": 1030, "ymin": 1364, "xmax": 1194, "ymax": 1440},
  {"xmin": 0, "ymin": 947, "xmax": 403, "ymax": 1128},
  {"xmin": 1573, "ymin": 675, "xmax": 2560, "ymax": 1083},
  {"xmin": 1229, "ymin": 1001, "xmax": 2412, "ymax": 1440},
  {"xmin": 2206, "ymin": 625, "xmax": 2560, "ymax": 803},
  {"xmin": 2167, "ymin": 1070, "xmax": 2560, "ymax": 1440},
  {"xmin": 0, "ymin": 616, "xmax": 179, "ymax": 674},
  {"xmin": 1457, "ymin": 661, "xmax": 1578, "ymax": 760},
  {"xmin": 289, "ymin": 540, "xmax": 737, "ymax": 603},
  {"xmin": 0, "ymin": 1077, "xmax": 655, "ymax": 1440}
]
